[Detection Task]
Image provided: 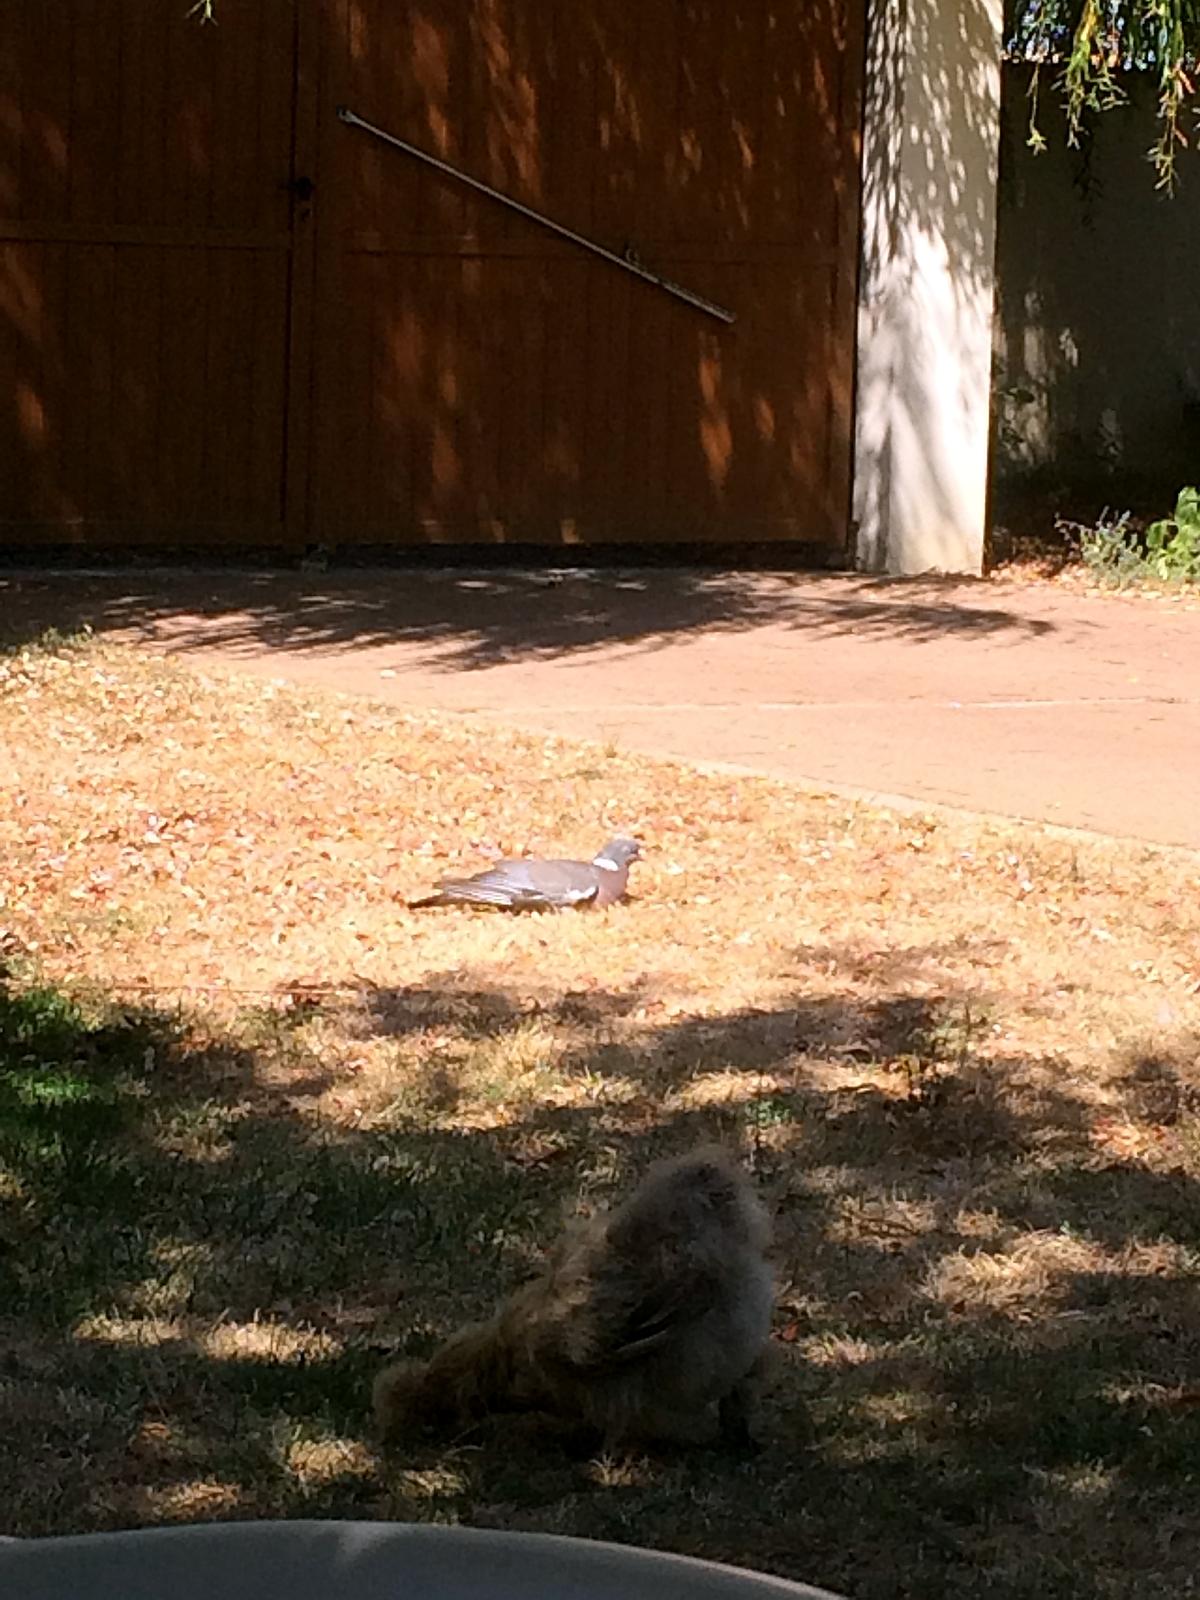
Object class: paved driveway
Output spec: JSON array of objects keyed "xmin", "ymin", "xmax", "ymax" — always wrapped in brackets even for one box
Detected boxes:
[{"xmin": 3, "ymin": 567, "xmax": 1198, "ymax": 849}]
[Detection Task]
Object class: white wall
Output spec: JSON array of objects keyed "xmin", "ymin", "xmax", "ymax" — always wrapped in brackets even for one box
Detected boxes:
[{"xmin": 854, "ymin": 0, "xmax": 1004, "ymax": 576}]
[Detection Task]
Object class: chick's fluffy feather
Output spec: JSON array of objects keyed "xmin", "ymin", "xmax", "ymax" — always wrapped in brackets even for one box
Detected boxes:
[{"xmin": 375, "ymin": 1147, "xmax": 775, "ymax": 1450}]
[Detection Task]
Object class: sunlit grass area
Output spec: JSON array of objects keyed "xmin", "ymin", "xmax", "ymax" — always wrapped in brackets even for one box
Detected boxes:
[{"xmin": 2, "ymin": 632, "xmax": 1199, "ymax": 1597}]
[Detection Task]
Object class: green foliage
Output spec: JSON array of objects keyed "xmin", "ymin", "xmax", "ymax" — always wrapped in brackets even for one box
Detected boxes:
[
  {"xmin": 0, "ymin": 986, "xmax": 147, "ymax": 1197},
  {"xmin": 1007, "ymin": 1, "xmax": 1200, "ymax": 185},
  {"xmin": 1145, "ymin": 485, "xmax": 1200, "ymax": 578},
  {"xmin": 0, "ymin": 623, "xmax": 92, "ymax": 660},
  {"xmin": 1072, "ymin": 509, "xmax": 1151, "ymax": 584},
  {"xmin": 1067, "ymin": 487, "xmax": 1200, "ymax": 585}
]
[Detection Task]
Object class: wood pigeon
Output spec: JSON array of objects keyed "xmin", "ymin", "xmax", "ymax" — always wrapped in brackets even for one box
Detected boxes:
[{"xmin": 409, "ymin": 836, "xmax": 642, "ymax": 911}]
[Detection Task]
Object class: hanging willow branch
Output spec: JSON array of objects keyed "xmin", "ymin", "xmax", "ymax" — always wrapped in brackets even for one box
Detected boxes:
[{"xmin": 1009, "ymin": 0, "xmax": 1200, "ymax": 186}]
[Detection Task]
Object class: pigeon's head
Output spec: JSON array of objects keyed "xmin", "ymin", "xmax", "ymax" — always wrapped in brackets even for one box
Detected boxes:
[{"xmin": 593, "ymin": 835, "xmax": 642, "ymax": 870}]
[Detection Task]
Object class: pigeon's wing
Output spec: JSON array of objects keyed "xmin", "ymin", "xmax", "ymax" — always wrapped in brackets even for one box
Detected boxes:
[
  {"xmin": 506, "ymin": 860, "xmax": 601, "ymax": 906},
  {"xmin": 430, "ymin": 857, "xmax": 599, "ymax": 909}
]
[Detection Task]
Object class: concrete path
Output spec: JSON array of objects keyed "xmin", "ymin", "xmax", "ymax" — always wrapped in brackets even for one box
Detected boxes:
[{"xmin": 3, "ymin": 567, "xmax": 1198, "ymax": 849}]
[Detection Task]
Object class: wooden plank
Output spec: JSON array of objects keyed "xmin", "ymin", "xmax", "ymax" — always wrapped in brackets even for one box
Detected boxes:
[
  {"xmin": 622, "ymin": 248, "xmax": 673, "ymax": 539},
  {"xmin": 20, "ymin": 0, "xmax": 72, "ymax": 223},
  {"xmin": 68, "ymin": 1, "xmax": 120, "ymax": 226},
  {"xmin": 80, "ymin": 244, "xmax": 117, "ymax": 519},
  {"xmin": 208, "ymin": 0, "xmax": 255, "ymax": 228},
  {"xmin": 377, "ymin": 0, "xmax": 420, "ymax": 235},
  {"xmin": 664, "ymin": 274, "xmax": 709, "ymax": 540},
  {"xmin": 827, "ymin": 0, "xmax": 867, "ymax": 555},
  {"xmin": 52, "ymin": 226, "xmax": 89, "ymax": 529},
  {"xmin": 155, "ymin": 246, "xmax": 210, "ymax": 520},
  {"xmin": 392, "ymin": 261, "xmax": 421, "ymax": 538},
  {"xmin": 157, "ymin": 7, "xmax": 204, "ymax": 228},
  {"xmin": 108, "ymin": 237, "xmax": 160, "ymax": 523},
  {"xmin": 454, "ymin": 252, "xmax": 497, "ymax": 533},
  {"xmin": 623, "ymin": 0, "xmax": 679, "ymax": 250},
  {"xmin": 248, "ymin": 246, "xmax": 290, "ymax": 529},
  {"xmin": 460, "ymin": 2, "xmax": 493, "ymax": 240},
  {"xmin": 788, "ymin": 0, "xmax": 849, "ymax": 250},
  {"xmin": 715, "ymin": 2, "xmax": 763, "ymax": 251},
  {"xmin": 0, "ymin": 243, "xmax": 31, "ymax": 514},
  {"xmin": 497, "ymin": 255, "xmax": 547, "ymax": 530},
  {"xmin": 113, "ymin": 0, "xmax": 147, "ymax": 226},
  {"xmin": 536, "ymin": 256, "xmax": 587, "ymax": 536},
  {"xmin": 136, "ymin": 0, "xmax": 169, "ymax": 227},
  {"xmin": 589, "ymin": 0, "xmax": 641, "ymax": 248},
  {"xmin": 257, "ymin": 0, "xmax": 296, "ymax": 231},
  {"xmin": 219, "ymin": 256, "xmax": 255, "ymax": 524},
  {"xmin": 0, "ymin": 0, "xmax": 23, "ymax": 220},
  {"xmin": 390, "ymin": 256, "xmax": 433, "ymax": 538},
  {"xmin": 305, "ymin": 0, "xmax": 349, "ymax": 540},
  {"xmin": 196, "ymin": 244, "xmax": 230, "ymax": 522},
  {"xmin": 282, "ymin": 0, "xmax": 317, "ymax": 542},
  {"xmin": 54, "ymin": 236, "xmax": 87, "ymax": 521},
  {"xmin": 410, "ymin": 1, "xmax": 470, "ymax": 239},
  {"xmin": 580, "ymin": 258, "xmax": 632, "ymax": 537},
  {"xmin": 541, "ymin": 0, "xmax": 593, "ymax": 235},
  {"xmin": 28, "ymin": 240, "xmax": 67, "ymax": 522},
  {"xmin": 338, "ymin": 253, "xmax": 382, "ymax": 537}
]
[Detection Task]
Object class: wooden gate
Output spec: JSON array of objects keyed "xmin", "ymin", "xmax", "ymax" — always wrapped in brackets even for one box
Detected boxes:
[
  {"xmin": 1, "ymin": 2, "xmax": 865, "ymax": 555},
  {"xmin": 0, "ymin": 1, "xmax": 309, "ymax": 546},
  {"xmin": 311, "ymin": 0, "xmax": 865, "ymax": 552}
]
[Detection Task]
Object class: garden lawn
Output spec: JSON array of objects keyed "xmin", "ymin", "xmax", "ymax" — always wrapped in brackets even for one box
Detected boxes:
[{"xmin": 2, "ymin": 633, "xmax": 1199, "ymax": 1599}]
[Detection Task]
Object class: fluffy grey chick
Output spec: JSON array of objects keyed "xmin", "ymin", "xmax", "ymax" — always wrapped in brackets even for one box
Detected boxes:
[{"xmin": 374, "ymin": 1147, "xmax": 775, "ymax": 1451}]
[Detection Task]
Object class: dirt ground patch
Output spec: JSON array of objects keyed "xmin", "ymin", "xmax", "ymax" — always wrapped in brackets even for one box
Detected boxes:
[{"xmin": 2, "ymin": 634, "xmax": 1199, "ymax": 1599}]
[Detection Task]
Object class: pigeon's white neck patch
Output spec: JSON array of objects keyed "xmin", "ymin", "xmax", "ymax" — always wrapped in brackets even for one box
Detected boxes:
[{"xmin": 593, "ymin": 855, "xmax": 621, "ymax": 871}]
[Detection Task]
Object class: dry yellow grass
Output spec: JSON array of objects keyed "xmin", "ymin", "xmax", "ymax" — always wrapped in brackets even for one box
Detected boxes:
[{"xmin": 2, "ymin": 632, "xmax": 1200, "ymax": 1599}]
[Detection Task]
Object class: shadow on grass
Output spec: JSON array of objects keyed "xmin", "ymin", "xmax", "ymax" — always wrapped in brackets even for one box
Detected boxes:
[{"xmin": 1, "ymin": 972, "xmax": 1198, "ymax": 1598}]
